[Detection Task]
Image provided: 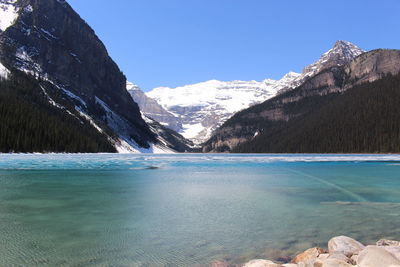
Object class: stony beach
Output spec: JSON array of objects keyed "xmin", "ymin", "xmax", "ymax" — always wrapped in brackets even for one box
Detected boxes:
[{"xmin": 211, "ymin": 236, "xmax": 400, "ymax": 267}]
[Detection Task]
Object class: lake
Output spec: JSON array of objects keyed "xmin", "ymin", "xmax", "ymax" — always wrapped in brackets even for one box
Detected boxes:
[{"xmin": 0, "ymin": 154, "xmax": 400, "ymax": 266}]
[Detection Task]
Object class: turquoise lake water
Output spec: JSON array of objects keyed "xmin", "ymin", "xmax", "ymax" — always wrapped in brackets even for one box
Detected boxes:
[{"xmin": 0, "ymin": 154, "xmax": 400, "ymax": 266}]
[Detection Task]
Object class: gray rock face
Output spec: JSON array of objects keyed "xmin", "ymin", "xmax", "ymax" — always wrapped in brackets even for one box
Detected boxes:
[
  {"xmin": 142, "ymin": 116, "xmax": 195, "ymax": 152},
  {"xmin": 346, "ymin": 49, "xmax": 400, "ymax": 86},
  {"xmin": 127, "ymin": 82, "xmax": 183, "ymax": 132},
  {"xmin": 277, "ymin": 40, "xmax": 364, "ymax": 95},
  {"xmin": 4, "ymin": 0, "xmax": 142, "ymax": 120},
  {"xmin": 0, "ymin": 0, "xmax": 156, "ymax": 149}
]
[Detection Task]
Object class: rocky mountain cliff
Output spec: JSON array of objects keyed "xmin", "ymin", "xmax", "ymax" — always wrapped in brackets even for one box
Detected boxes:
[
  {"xmin": 127, "ymin": 82, "xmax": 183, "ymax": 132},
  {"xmin": 0, "ymin": 0, "xmax": 192, "ymax": 153},
  {"xmin": 277, "ymin": 40, "xmax": 365, "ymax": 94},
  {"xmin": 203, "ymin": 48, "xmax": 400, "ymax": 153}
]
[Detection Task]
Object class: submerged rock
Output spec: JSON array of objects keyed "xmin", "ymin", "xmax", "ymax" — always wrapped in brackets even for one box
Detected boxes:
[{"xmin": 328, "ymin": 236, "xmax": 365, "ymax": 257}]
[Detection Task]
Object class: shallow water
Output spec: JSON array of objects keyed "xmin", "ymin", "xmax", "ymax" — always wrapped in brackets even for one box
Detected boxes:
[{"xmin": 0, "ymin": 154, "xmax": 400, "ymax": 266}]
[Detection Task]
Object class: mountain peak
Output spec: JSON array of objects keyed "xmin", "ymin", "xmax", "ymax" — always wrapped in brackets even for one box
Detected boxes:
[
  {"xmin": 126, "ymin": 81, "xmax": 140, "ymax": 91},
  {"xmin": 334, "ymin": 40, "xmax": 357, "ymax": 48},
  {"xmin": 282, "ymin": 71, "xmax": 301, "ymax": 80},
  {"xmin": 302, "ymin": 40, "xmax": 365, "ymax": 77},
  {"xmin": 328, "ymin": 40, "xmax": 365, "ymax": 60}
]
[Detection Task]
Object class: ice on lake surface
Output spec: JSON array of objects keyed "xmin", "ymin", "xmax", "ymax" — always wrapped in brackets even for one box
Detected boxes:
[{"xmin": 0, "ymin": 154, "xmax": 400, "ymax": 266}]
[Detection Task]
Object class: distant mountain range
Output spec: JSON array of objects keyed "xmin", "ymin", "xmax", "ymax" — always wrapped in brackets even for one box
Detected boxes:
[
  {"xmin": 1, "ymin": 0, "xmax": 400, "ymax": 154},
  {"xmin": 146, "ymin": 73, "xmax": 301, "ymax": 144},
  {"xmin": 131, "ymin": 41, "xmax": 365, "ymax": 144}
]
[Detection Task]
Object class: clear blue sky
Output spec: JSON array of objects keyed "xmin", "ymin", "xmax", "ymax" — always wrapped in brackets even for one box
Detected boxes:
[{"xmin": 68, "ymin": 0, "xmax": 400, "ymax": 91}]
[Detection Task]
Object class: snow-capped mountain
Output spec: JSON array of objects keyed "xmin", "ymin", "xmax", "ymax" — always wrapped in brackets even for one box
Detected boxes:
[
  {"xmin": 0, "ymin": 0, "xmax": 192, "ymax": 153},
  {"xmin": 146, "ymin": 74, "xmax": 301, "ymax": 144},
  {"xmin": 307, "ymin": 40, "xmax": 365, "ymax": 72},
  {"xmin": 145, "ymin": 40, "xmax": 365, "ymax": 144},
  {"xmin": 279, "ymin": 40, "xmax": 365, "ymax": 94}
]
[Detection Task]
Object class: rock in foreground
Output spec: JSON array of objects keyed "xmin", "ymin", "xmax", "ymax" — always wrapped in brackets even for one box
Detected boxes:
[{"xmin": 241, "ymin": 236, "xmax": 400, "ymax": 267}]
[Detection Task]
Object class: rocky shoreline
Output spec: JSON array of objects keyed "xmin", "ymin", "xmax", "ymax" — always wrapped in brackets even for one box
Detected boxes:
[{"xmin": 211, "ymin": 236, "xmax": 400, "ymax": 267}]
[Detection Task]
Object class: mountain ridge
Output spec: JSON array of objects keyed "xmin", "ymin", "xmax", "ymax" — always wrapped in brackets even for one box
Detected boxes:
[
  {"xmin": 203, "ymin": 48, "xmax": 400, "ymax": 153},
  {"xmin": 0, "ymin": 0, "xmax": 192, "ymax": 153}
]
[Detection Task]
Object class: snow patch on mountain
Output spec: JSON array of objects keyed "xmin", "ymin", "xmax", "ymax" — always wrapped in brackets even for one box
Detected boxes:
[
  {"xmin": 126, "ymin": 81, "xmax": 140, "ymax": 91},
  {"xmin": 23, "ymin": 4, "xmax": 33, "ymax": 13},
  {"xmin": 148, "ymin": 79, "xmax": 283, "ymax": 113},
  {"xmin": 94, "ymin": 97, "xmax": 176, "ymax": 153},
  {"xmin": 181, "ymin": 123, "xmax": 204, "ymax": 139},
  {"xmin": 0, "ymin": 0, "xmax": 19, "ymax": 32},
  {"xmin": 14, "ymin": 46, "xmax": 43, "ymax": 76},
  {"xmin": 40, "ymin": 28, "xmax": 59, "ymax": 40},
  {"xmin": 0, "ymin": 61, "xmax": 9, "ymax": 78}
]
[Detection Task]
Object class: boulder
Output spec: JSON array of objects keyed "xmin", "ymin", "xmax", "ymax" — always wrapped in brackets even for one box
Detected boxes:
[
  {"xmin": 364, "ymin": 245, "xmax": 400, "ymax": 261},
  {"xmin": 377, "ymin": 239, "xmax": 400, "ymax": 247},
  {"xmin": 383, "ymin": 246, "xmax": 400, "ymax": 261},
  {"xmin": 317, "ymin": 254, "xmax": 329, "ymax": 260},
  {"xmin": 314, "ymin": 258, "xmax": 353, "ymax": 267},
  {"xmin": 291, "ymin": 247, "xmax": 327, "ymax": 264},
  {"xmin": 357, "ymin": 246, "xmax": 400, "ymax": 267},
  {"xmin": 243, "ymin": 259, "xmax": 282, "ymax": 267},
  {"xmin": 349, "ymin": 254, "xmax": 358, "ymax": 265},
  {"xmin": 328, "ymin": 236, "xmax": 365, "ymax": 256},
  {"xmin": 327, "ymin": 252, "xmax": 349, "ymax": 262}
]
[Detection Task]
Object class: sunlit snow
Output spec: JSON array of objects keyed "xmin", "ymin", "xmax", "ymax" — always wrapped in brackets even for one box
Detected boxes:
[
  {"xmin": 0, "ymin": 62, "xmax": 9, "ymax": 78},
  {"xmin": 0, "ymin": 0, "xmax": 19, "ymax": 32},
  {"xmin": 146, "ymin": 73, "xmax": 301, "ymax": 143}
]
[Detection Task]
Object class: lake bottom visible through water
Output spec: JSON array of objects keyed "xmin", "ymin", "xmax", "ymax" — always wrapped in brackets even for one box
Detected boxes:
[{"xmin": 0, "ymin": 154, "xmax": 399, "ymax": 266}]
